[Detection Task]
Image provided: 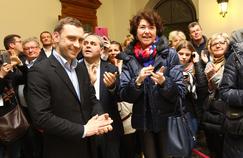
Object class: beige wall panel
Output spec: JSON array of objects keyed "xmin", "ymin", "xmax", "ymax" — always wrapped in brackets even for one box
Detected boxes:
[
  {"xmin": 0, "ymin": 0, "xmax": 61, "ymax": 49},
  {"xmin": 1, "ymin": 0, "xmax": 241, "ymax": 49},
  {"xmin": 199, "ymin": 0, "xmax": 243, "ymax": 37},
  {"xmin": 97, "ymin": 0, "xmax": 149, "ymax": 43}
]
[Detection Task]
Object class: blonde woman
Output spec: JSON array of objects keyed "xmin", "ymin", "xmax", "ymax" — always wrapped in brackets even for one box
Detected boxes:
[
  {"xmin": 204, "ymin": 32, "xmax": 230, "ymax": 158},
  {"xmin": 168, "ymin": 30, "xmax": 186, "ymax": 48}
]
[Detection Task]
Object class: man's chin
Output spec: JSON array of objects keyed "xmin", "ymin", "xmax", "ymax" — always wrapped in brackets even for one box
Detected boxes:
[
  {"xmin": 71, "ymin": 55, "xmax": 78, "ymax": 59},
  {"xmin": 194, "ymin": 36, "xmax": 202, "ymax": 40}
]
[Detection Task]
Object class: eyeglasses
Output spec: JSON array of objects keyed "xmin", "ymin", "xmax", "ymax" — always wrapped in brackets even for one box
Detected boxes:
[
  {"xmin": 211, "ymin": 41, "xmax": 226, "ymax": 47},
  {"xmin": 23, "ymin": 46, "xmax": 39, "ymax": 51}
]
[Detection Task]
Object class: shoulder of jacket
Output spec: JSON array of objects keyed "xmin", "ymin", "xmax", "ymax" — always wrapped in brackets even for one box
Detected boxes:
[{"xmin": 158, "ymin": 47, "xmax": 177, "ymax": 59}]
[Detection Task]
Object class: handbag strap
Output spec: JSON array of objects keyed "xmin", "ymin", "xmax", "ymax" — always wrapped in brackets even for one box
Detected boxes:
[
  {"xmin": 171, "ymin": 96, "xmax": 185, "ymax": 116},
  {"xmin": 178, "ymin": 97, "xmax": 185, "ymax": 116},
  {"xmin": 178, "ymin": 96, "xmax": 196, "ymax": 141}
]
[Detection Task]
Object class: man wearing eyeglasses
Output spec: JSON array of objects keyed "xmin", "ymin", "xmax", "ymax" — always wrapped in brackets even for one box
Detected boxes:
[
  {"xmin": 3, "ymin": 34, "xmax": 23, "ymax": 57},
  {"xmin": 19, "ymin": 37, "xmax": 45, "ymax": 158},
  {"xmin": 1, "ymin": 35, "xmax": 25, "ymax": 158},
  {"xmin": 22, "ymin": 37, "xmax": 44, "ymax": 69}
]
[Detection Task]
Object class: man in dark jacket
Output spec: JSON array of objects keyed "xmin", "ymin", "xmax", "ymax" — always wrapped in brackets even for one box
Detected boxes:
[
  {"xmin": 188, "ymin": 22, "xmax": 208, "ymax": 56},
  {"xmin": 1, "ymin": 34, "xmax": 25, "ymax": 158},
  {"xmin": 20, "ymin": 37, "xmax": 47, "ymax": 158},
  {"xmin": 27, "ymin": 17, "xmax": 113, "ymax": 158},
  {"xmin": 81, "ymin": 34, "xmax": 123, "ymax": 158},
  {"xmin": 39, "ymin": 31, "xmax": 53, "ymax": 58}
]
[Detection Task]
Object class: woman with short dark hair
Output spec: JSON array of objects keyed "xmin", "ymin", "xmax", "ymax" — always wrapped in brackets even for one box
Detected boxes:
[{"xmin": 119, "ymin": 10, "xmax": 186, "ymax": 158}]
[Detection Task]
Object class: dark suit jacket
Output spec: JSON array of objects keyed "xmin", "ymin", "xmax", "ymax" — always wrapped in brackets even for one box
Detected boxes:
[
  {"xmin": 38, "ymin": 49, "xmax": 48, "ymax": 61},
  {"xmin": 27, "ymin": 55, "xmax": 103, "ymax": 158},
  {"xmin": 18, "ymin": 50, "xmax": 48, "ymax": 107},
  {"xmin": 39, "ymin": 47, "xmax": 54, "ymax": 60},
  {"xmin": 81, "ymin": 60, "xmax": 124, "ymax": 138}
]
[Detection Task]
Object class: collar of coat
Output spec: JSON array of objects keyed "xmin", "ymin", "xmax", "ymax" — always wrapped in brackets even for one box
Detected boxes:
[{"xmin": 118, "ymin": 35, "xmax": 169, "ymax": 62}]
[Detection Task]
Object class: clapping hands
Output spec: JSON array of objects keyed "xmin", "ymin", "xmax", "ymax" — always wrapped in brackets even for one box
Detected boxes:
[
  {"xmin": 150, "ymin": 66, "xmax": 166, "ymax": 85},
  {"xmin": 103, "ymin": 71, "xmax": 118, "ymax": 89},
  {"xmin": 204, "ymin": 62, "xmax": 216, "ymax": 81},
  {"xmin": 136, "ymin": 65, "xmax": 166, "ymax": 86},
  {"xmin": 0, "ymin": 63, "xmax": 13, "ymax": 78},
  {"xmin": 84, "ymin": 113, "xmax": 113, "ymax": 137}
]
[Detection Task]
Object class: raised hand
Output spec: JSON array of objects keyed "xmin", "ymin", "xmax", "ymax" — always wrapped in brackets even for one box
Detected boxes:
[
  {"xmin": 87, "ymin": 64, "xmax": 97, "ymax": 85},
  {"xmin": 10, "ymin": 55, "xmax": 22, "ymax": 67},
  {"xmin": 136, "ymin": 65, "xmax": 154, "ymax": 85},
  {"xmin": 102, "ymin": 36, "xmax": 110, "ymax": 49},
  {"xmin": 150, "ymin": 66, "xmax": 166, "ymax": 85},
  {"xmin": 103, "ymin": 71, "xmax": 117, "ymax": 89},
  {"xmin": 201, "ymin": 50, "xmax": 209, "ymax": 64},
  {"xmin": 204, "ymin": 62, "xmax": 216, "ymax": 80},
  {"xmin": 0, "ymin": 63, "xmax": 13, "ymax": 78},
  {"xmin": 192, "ymin": 51, "xmax": 200, "ymax": 63}
]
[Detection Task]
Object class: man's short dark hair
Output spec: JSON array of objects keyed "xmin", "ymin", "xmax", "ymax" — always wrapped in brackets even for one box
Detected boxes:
[
  {"xmin": 54, "ymin": 17, "xmax": 83, "ymax": 33},
  {"xmin": 3, "ymin": 34, "xmax": 21, "ymax": 50},
  {"xmin": 40, "ymin": 31, "xmax": 52, "ymax": 38},
  {"xmin": 188, "ymin": 22, "xmax": 202, "ymax": 31}
]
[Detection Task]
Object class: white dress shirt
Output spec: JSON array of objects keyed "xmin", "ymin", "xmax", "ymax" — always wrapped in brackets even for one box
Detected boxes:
[
  {"xmin": 53, "ymin": 50, "xmax": 80, "ymax": 100},
  {"xmin": 84, "ymin": 60, "xmax": 101, "ymax": 100}
]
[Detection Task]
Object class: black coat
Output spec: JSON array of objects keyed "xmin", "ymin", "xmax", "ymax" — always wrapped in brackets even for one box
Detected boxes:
[
  {"xmin": 81, "ymin": 60, "xmax": 123, "ymax": 158},
  {"xmin": 219, "ymin": 45, "xmax": 243, "ymax": 158},
  {"xmin": 119, "ymin": 37, "xmax": 186, "ymax": 132},
  {"xmin": 39, "ymin": 48, "xmax": 53, "ymax": 59},
  {"xmin": 27, "ymin": 55, "xmax": 103, "ymax": 158},
  {"xmin": 81, "ymin": 60, "xmax": 124, "ymax": 138},
  {"xmin": 220, "ymin": 51, "xmax": 243, "ymax": 107}
]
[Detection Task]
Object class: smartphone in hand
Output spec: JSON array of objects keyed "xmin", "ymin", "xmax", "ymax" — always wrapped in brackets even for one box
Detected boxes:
[
  {"xmin": 0, "ymin": 50, "xmax": 10, "ymax": 65},
  {"xmin": 95, "ymin": 27, "xmax": 108, "ymax": 38}
]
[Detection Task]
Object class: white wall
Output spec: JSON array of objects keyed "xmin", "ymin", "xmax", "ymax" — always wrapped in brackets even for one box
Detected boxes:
[
  {"xmin": 98, "ymin": 0, "xmax": 243, "ymax": 42},
  {"xmin": 0, "ymin": 0, "xmax": 61, "ymax": 49},
  {"xmin": 1, "ymin": 0, "xmax": 242, "ymax": 49},
  {"xmin": 97, "ymin": 0, "xmax": 149, "ymax": 43},
  {"xmin": 199, "ymin": 0, "xmax": 243, "ymax": 37}
]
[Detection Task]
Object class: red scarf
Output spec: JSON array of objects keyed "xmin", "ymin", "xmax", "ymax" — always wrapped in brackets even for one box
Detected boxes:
[{"xmin": 133, "ymin": 41, "xmax": 157, "ymax": 67}]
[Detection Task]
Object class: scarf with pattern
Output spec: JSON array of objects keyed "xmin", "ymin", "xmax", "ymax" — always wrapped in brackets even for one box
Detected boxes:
[
  {"xmin": 133, "ymin": 38, "xmax": 158, "ymax": 67},
  {"xmin": 213, "ymin": 55, "xmax": 225, "ymax": 72}
]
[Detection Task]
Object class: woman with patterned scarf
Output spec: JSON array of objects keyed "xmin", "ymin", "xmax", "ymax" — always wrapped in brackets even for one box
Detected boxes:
[
  {"xmin": 119, "ymin": 10, "xmax": 186, "ymax": 158},
  {"xmin": 205, "ymin": 34, "xmax": 229, "ymax": 91},
  {"xmin": 203, "ymin": 33, "xmax": 230, "ymax": 158}
]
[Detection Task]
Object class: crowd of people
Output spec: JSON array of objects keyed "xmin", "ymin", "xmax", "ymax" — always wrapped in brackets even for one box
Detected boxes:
[{"xmin": 0, "ymin": 9, "xmax": 243, "ymax": 158}]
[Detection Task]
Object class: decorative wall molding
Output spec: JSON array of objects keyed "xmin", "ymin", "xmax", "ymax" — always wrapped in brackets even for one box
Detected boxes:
[{"xmin": 60, "ymin": 0, "xmax": 102, "ymax": 32}]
